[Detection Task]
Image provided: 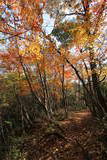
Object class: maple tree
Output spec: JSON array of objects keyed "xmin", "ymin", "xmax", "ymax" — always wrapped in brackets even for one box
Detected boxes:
[
  {"xmin": 0, "ymin": 0, "xmax": 107, "ymax": 118},
  {"xmin": 0, "ymin": 0, "xmax": 107, "ymax": 160},
  {"xmin": 44, "ymin": 0, "xmax": 107, "ymax": 118}
]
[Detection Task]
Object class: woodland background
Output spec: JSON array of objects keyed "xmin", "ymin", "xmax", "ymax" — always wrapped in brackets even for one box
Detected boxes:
[{"xmin": 0, "ymin": 0, "xmax": 107, "ymax": 160}]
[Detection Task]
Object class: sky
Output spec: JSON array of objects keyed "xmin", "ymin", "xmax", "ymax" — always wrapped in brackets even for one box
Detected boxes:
[
  {"xmin": 42, "ymin": 10, "xmax": 77, "ymax": 35},
  {"xmin": 42, "ymin": 12, "xmax": 55, "ymax": 34}
]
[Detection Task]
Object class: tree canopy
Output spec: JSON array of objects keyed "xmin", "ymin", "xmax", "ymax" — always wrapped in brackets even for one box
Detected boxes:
[{"xmin": 0, "ymin": 0, "xmax": 107, "ymax": 159}]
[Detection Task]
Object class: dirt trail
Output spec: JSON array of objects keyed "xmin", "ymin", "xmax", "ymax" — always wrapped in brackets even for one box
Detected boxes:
[
  {"xmin": 22, "ymin": 110, "xmax": 102, "ymax": 160},
  {"xmin": 60, "ymin": 110, "xmax": 91, "ymax": 125}
]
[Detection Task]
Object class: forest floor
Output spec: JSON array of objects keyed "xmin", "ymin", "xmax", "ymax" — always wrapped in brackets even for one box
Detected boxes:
[{"xmin": 20, "ymin": 110, "xmax": 106, "ymax": 160}]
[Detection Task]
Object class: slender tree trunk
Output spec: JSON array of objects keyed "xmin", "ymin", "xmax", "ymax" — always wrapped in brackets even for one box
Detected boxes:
[
  {"xmin": 61, "ymin": 64, "xmax": 68, "ymax": 118},
  {"xmin": 66, "ymin": 58, "xmax": 105, "ymax": 118},
  {"xmin": 13, "ymin": 85, "xmax": 25, "ymax": 132},
  {"xmin": 90, "ymin": 51, "xmax": 107, "ymax": 113},
  {"xmin": 19, "ymin": 55, "xmax": 49, "ymax": 117},
  {"xmin": 37, "ymin": 63, "xmax": 52, "ymax": 119}
]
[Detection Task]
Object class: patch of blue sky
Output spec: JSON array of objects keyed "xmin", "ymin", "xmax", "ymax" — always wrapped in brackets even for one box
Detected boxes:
[
  {"xmin": 42, "ymin": 12, "xmax": 55, "ymax": 34},
  {"xmin": 0, "ymin": 32, "xmax": 9, "ymax": 51},
  {"xmin": 42, "ymin": 12, "xmax": 77, "ymax": 52},
  {"xmin": 61, "ymin": 8, "xmax": 77, "ymax": 23},
  {"xmin": 42, "ymin": 11, "xmax": 77, "ymax": 35}
]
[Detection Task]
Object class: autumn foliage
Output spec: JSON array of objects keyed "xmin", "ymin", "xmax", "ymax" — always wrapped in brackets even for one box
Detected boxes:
[{"xmin": 0, "ymin": 0, "xmax": 107, "ymax": 159}]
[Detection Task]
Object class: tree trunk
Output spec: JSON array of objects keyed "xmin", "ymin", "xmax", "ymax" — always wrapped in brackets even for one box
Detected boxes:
[
  {"xmin": 61, "ymin": 64, "xmax": 68, "ymax": 118},
  {"xmin": 90, "ymin": 51, "xmax": 107, "ymax": 113}
]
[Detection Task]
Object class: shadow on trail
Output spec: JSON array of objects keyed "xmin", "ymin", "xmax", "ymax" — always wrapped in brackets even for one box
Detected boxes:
[{"xmin": 22, "ymin": 110, "xmax": 104, "ymax": 160}]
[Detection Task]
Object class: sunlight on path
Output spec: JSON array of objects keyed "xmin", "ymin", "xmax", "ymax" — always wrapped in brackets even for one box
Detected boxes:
[
  {"xmin": 71, "ymin": 110, "xmax": 91, "ymax": 122},
  {"xmin": 60, "ymin": 110, "xmax": 91, "ymax": 125}
]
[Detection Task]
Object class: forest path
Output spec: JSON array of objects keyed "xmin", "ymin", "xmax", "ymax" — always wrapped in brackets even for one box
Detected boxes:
[
  {"xmin": 60, "ymin": 110, "xmax": 91, "ymax": 125},
  {"xmin": 22, "ymin": 110, "xmax": 101, "ymax": 160}
]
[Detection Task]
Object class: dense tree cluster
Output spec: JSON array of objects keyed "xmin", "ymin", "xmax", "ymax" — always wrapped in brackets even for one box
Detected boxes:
[{"xmin": 0, "ymin": 0, "xmax": 107, "ymax": 159}]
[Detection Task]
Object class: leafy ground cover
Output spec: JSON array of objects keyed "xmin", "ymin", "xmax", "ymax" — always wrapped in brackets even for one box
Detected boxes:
[{"xmin": 14, "ymin": 110, "xmax": 106, "ymax": 160}]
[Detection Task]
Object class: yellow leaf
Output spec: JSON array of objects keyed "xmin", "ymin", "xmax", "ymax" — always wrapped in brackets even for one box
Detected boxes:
[{"xmin": 19, "ymin": 50, "xmax": 25, "ymax": 55}]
